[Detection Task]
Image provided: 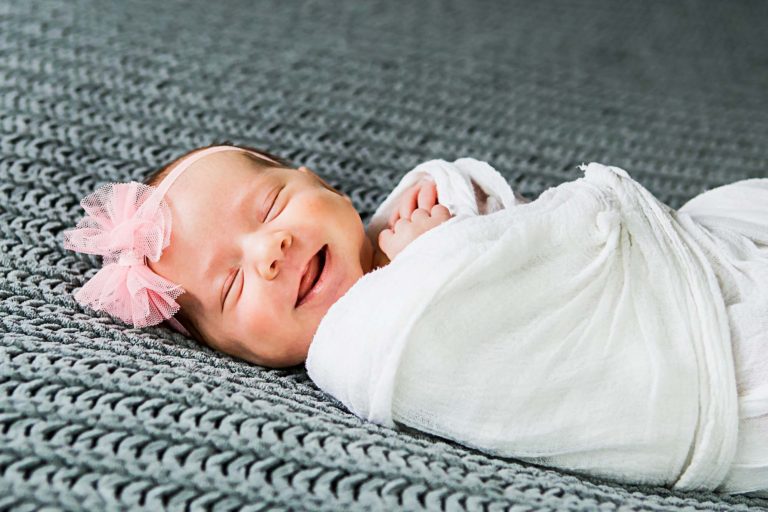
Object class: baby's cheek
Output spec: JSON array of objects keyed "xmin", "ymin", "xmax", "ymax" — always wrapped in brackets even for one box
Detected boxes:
[{"xmin": 242, "ymin": 297, "xmax": 296, "ymax": 338}]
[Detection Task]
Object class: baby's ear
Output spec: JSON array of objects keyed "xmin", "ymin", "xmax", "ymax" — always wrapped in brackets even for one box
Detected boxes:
[
  {"xmin": 301, "ymin": 166, "xmax": 345, "ymax": 197},
  {"xmin": 298, "ymin": 165, "xmax": 318, "ymax": 180}
]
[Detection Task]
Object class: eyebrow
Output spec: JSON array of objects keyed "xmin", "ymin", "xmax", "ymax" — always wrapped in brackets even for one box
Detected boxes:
[{"xmin": 199, "ymin": 168, "xmax": 277, "ymax": 313}]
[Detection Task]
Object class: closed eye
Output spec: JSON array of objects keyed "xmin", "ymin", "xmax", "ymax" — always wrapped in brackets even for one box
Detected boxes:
[
  {"xmin": 265, "ymin": 186, "xmax": 283, "ymax": 221},
  {"xmin": 224, "ymin": 268, "xmax": 238, "ymax": 304}
]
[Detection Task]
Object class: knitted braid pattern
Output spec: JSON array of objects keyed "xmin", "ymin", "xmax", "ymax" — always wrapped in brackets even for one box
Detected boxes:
[{"xmin": 1, "ymin": 0, "xmax": 767, "ymax": 510}]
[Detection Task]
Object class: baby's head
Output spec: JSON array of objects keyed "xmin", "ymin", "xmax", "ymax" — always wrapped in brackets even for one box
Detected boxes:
[{"xmin": 141, "ymin": 143, "xmax": 375, "ymax": 367}]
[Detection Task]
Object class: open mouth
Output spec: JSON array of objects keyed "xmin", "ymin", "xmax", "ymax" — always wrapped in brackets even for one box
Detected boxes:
[{"xmin": 296, "ymin": 245, "xmax": 327, "ymax": 307}]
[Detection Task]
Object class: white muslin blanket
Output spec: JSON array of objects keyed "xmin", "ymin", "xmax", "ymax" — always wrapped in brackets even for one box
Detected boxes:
[{"xmin": 306, "ymin": 158, "xmax": 767, "ymax": 493}]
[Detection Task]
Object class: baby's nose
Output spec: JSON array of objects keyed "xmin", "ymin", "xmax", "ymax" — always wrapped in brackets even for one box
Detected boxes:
[{"xmin": 260, "ymin": 231, "xmax": 292, "ymax": 280}]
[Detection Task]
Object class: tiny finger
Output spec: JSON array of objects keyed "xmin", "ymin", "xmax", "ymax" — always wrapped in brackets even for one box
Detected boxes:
[
  {"xmin": 399, "ymin": 184, "xmax": 420, "ymax": 221},
  {"xmin": 431, "ymin": 204, "xmax": 452, "ymax": 219},
  {"xmin": 393, "ymin": 216, "xmax": 411, "ymax": 231},
  {"xmin": 410, "ymin": 208, "xmax": 430, "ymax": 223},
  {"xmin": 417, "ymin": 179, "xmax": 438, "ymax": 211},
  {"xmin": 389, "ymin": 209, "xmax": 399, "ymax": 227}
]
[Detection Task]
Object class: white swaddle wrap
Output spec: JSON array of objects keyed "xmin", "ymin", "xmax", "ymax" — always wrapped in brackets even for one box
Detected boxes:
[{"xmin": 305, "ymin": 159, "xmax": 744, "ymax": 491}]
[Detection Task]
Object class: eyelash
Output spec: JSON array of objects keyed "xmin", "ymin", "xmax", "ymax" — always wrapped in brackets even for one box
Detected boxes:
[
  {"xmin": 224, "ymin": 269, "xmax": 238, "ymax": 302},
  {"xmin": 266, "ymin": 186, "xmax": 284, "ymax": 221},
  {"xmin": 265, "ymin": 194, "xmax": 277, "ymax": 221}
]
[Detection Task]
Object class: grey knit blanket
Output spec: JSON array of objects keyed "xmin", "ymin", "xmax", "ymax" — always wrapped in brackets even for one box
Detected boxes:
[{"xmin": 2, "ymin": 0, "xmax": 767, "ymax": 510}]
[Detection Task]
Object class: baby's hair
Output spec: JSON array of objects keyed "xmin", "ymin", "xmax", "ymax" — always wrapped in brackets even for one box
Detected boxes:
[
  {"xmin": 143, "ymin": 140, "xmax": 293, "ymax": 188},
  {"xmin": 144, "ymin": 141, "xmax": 293, "ymax": 344}
]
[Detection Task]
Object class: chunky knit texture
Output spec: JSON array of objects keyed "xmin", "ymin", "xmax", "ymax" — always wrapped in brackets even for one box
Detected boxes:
[{"xmin": 2, "ymin": 0, "xmax": 768, "ymax": 510}]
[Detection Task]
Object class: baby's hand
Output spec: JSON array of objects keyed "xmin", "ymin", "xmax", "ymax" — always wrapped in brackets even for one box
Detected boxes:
[
  {"xmin": 378, "ymin": 203, "xmax": 453, "ymax": 261},
  {"xmin": 389, "ymin": 178, "xmax": 439, "ymax": 227}
]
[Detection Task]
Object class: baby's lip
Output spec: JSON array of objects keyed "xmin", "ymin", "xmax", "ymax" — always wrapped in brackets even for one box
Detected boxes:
[{"xmin": 296, "ymin": 246, "xmax": 321, "ymax": 306}]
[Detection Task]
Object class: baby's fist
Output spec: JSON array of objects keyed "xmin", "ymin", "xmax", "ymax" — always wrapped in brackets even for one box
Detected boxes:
[{"xmin": 378, "ymin": 204, "xmax": 452, "ymax": 261}]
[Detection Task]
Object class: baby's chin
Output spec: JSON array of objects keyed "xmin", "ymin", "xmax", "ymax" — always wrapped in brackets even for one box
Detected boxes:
[
  {"xmin": 262, "ymin": 348, "xmax": 309, "ymax": 369},
  {"xmin": 227, "ymin": 332, "xmax": 311, "ymax": 368}
]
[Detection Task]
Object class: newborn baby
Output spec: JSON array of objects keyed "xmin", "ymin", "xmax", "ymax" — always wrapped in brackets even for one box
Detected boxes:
[
  {"xmin": 64, "ymin": 144, "xmax": 767, "ymax": 494},
  {"xmin": 64, "ymin": 143, "xmax": 461, "ymax": 368}
]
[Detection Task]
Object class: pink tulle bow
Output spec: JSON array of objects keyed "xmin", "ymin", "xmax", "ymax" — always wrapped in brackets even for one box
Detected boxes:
[{"xmin": 63, "ymin": 181, "xmax": 186, "ymax": 328}]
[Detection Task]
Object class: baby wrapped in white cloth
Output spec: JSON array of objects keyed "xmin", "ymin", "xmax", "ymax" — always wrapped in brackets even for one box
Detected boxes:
[{"xmin": 305, "ymin": 158, "xmax": 768, "ymax": 496}]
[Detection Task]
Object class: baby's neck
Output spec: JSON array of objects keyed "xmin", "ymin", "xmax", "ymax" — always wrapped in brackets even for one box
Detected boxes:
[
  {"xmin": 370, "ymin": 245, "xmax": 390, "ymax": 271},
  {"xmin": 364, "ymin": 230, "xmax": 390, "ymax": 273}
]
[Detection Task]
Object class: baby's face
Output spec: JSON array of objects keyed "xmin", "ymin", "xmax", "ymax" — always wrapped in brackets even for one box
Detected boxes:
[{"xmin": 148, "ymin": 149, "xmax": 375, "ymax": 367}]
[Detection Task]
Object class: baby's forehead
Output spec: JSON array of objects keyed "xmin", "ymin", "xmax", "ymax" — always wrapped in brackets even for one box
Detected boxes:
[
  {"xmin": 179, "ymin": 151, "xmax": 276, "ymax": 191},
  {"xmin": 201, "ymin": 149, "xmax": 269, "ymax": 173}
]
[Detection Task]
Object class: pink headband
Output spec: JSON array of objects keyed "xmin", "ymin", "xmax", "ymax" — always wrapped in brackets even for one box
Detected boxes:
[{"xmin": 63, "ymin": 145, "xmax": 275, "ymax": 336}]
